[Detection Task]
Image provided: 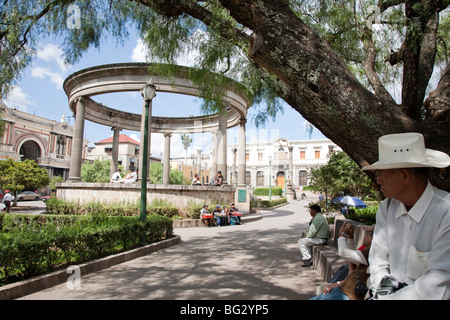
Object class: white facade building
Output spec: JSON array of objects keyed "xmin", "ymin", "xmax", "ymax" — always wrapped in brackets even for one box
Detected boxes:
[{"xmin": 227, "ymin": 137, "xmax": 340, "ymax": 189}]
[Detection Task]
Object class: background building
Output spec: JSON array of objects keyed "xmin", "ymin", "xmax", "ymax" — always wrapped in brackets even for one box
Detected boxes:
[
  {"xmin": 87, "ymin": 134, "xmax": 140, "ymax": 171},
  {"xmin": 227, "ymin": 137, "xmax": 340, "ymax": 190},
  {"xmin": 0, "ymin": 102, "xmax": 89, "ymax": 180}
]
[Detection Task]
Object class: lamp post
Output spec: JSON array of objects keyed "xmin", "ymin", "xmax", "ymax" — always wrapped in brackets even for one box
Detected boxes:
[
  {"xmin": 140, "ymin": 80, "xmax": 156, "ymax": 222},
  {"xmin": 268, "ymin": 156, "xmax": 272, "ymax": 201},
  {"xmin": 284, "ymin": 163, "xmax": 287, "ymax": 198}
]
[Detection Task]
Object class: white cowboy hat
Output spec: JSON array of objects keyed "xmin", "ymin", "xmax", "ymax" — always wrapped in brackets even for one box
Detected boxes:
[{"xmin": 362, "ymin": 132, "xmax": 450, "ymax": 171}]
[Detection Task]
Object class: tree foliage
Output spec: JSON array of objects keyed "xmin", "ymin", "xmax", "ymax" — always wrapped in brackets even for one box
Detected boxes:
[
  {"xmin": 80, "ymin": 158, "xmax": 122, "ymax": 183},
  {"xmin": 149, "ymin": 162, "xmax": 189, "ymax": 185},
  {"xmin": 309, "ymin": 151, "xmax": 378, "ymax": 200},
  {"xmin": 0, "ymin": 159, "xmax": 50, "ymax": 195}
]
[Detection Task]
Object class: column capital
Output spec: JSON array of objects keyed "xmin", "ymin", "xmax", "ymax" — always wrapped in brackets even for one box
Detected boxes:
[
  {"xmin": 239, "ymin": 118, "xmax": 247, "ymax": 125},
  {"xmin": 163, "ymin": 133, "xmax": 172, "ymax": 138}
]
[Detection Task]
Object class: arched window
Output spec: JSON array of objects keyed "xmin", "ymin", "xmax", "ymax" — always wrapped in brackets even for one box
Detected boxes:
[
  {"xmin": 256, "ymin": 171, "xmax": 264, "ymax": 186},
  {"xmin": 299, "ymin": 170, "xmax": 307, "ymax": 185},
  {"xmin": 56, "ymin": 136, "xmax": 65, "ymax": 155},
  {"xmin": 20, "ymin": 140, "xmax": 41, "ymax": 162}
]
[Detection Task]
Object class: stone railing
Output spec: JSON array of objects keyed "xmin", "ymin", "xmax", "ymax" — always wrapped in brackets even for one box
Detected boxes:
[{"xmin": 56, "ymin": 182, "xmax": 236, "ymax": 215}]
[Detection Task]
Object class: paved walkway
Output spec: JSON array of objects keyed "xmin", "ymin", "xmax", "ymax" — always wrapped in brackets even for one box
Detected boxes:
[{"xmin": 19, "ymin": 199, "xmax": 324, "ymax": 300}]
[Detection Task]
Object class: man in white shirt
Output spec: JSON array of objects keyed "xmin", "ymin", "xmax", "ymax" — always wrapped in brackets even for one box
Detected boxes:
[
  {"xmin": 123, "ymin": 169, "xmax": 137, "ymax": 184},
  {"xmin": 111, "ymin": 169, "xmax": 123, "ymax": 183},
  {"xmin": 362, "ymin": 132, "xmax": 450, "ymax": 299},
  {"xmin": 2, "ymin": 190, "xmax": 14, "ymax": 213}
]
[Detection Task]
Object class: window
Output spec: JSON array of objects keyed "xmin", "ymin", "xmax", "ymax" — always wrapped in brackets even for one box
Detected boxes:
[
  {"xmin": 277, "ymin": 152, "xmax": 287, "ymax": 160},
  {"xmin": 300, "ymin": 150, "xmax": 306, "ymax": 160},
  {"xmin": 258, "ymin": 152, "xmax": 263, "ymax": 161},
  {"xmin": 315, "ymin": 150, "xmax": 320, "ymax": 159},
  {"xmin": 245, "ymin": 171, "xmax": 251, "ymax": 185},
  {"xmin": 246, "ymin": 153, "xmax": 249, "ymax": 161},
  {"xmin": 56, "ymin": 136, "xmax": 65, "ymax": 155},
  {"xmin": 299, "ymin": 170, "xmax": 307, "ymax": 185},
  {"xmin": 256, "ymin": 171, "xmax": 264, "ymax": 186}
]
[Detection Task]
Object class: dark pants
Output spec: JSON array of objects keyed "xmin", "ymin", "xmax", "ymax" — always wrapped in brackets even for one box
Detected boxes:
[{"xmin": 4, "ymin": 200, "xmax": 11, "ymax": 213}]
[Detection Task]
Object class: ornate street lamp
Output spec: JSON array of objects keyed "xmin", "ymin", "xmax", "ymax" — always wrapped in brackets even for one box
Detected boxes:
[{"xmin": 140, "ymin": 80, "xmax": 156, "ymax": 222}]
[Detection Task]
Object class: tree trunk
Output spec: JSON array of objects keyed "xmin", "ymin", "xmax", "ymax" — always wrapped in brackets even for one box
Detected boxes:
[{"xmin": 142, "ymin": 0, "xmax": 450, "ymax": 191}]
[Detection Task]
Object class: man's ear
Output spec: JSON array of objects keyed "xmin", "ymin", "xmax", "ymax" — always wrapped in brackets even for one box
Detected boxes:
[{"xmin": 400, "ymin": 169, "xmax": 411, "ymax": 182}]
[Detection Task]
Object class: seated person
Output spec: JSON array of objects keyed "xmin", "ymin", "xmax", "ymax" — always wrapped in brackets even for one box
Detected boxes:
[
  {"xmin": 298, "ymin": 204, "xmax": 329, "ymax": 267},
  {"xmin": 228, "ymin": 203, "xmax": 242, "ymax": 224},
  {"xmin": 214, "ymin": 171, "xmax": 223, "ymax": 186},
  {"xmin": 315, "ymin": 222, "xmax": 364, "ymax": 294},
  {"xmin": 310, "ymin": 226, "xmax": 373, "ymax": 300},
  {"xmin": 111, "ymin": 169, "xmax": 123, "ymax": 183},
  {"xmin": 200, "ymin": 204, "xmax": 214, "ymax": 227},
  {"xmin": 213, "ymin": 204, "xmax": 226, "ymax": 226},
  {"xmin": 123, "ymin": 169, "xmax": 137, "ymax": 184},
  {"xmin": 221, "ymin": 206, "xmax": 230, "ymax": 225},
  {"xmin": 192, "ymin": 173, "xmax": 202, "ymax": 185}
]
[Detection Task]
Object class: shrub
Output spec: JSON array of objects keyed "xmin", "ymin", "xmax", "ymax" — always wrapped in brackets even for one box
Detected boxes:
[
  {"xmin": 0, "ymin": 213, "xmax": 173, "ymax": 286},
  {"xmin": 344, "ymin": 206, "xmax": 378, "ymax": 225},
  {"xmin": 254, "ymin": 187, "xmax": 283, "ymax": 196},
  {"xmin": 250, "ymin": 197, "xmax": 287, "ymax": 208},
  {"xmin": 45, "ymin": 198, "xmax": 179, "ymax": 218}
]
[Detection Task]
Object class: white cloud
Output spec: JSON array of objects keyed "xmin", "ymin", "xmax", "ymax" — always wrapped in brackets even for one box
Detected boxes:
[
  {"xmin": 35, "ymin": 43, "xmax": 70, "ymax": 72},
  {"xmin": 131, "ymin": 39, "xmax": 148, "ymax": 62},
  {"xmin": 131, "ymin": 37, "xmax": 199, "ymax": 67},
  {"xmin": 150, "ymin": 133, "xmax": 186, "ymax": 159},
  {"xmin": 3, "ymin": 86, "xmax": 34, "ymax": 112},
  {"xmin": 31, "ymin": 66, "xmax": 65, "ymax": 90},
  {"xmin": 29, "ymin": 43, "xmax": 71, "ymax": 90}
]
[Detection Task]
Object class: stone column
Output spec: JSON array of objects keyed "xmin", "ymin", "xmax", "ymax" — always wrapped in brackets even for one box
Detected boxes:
[
  {"xmin": 139, "ymin": 97, "xmax": 152, "ymax": 181},
  {"xmin": 288, "ymin": 146, "xmax": 294, "ymax": 188},
  {"xmin": 68, "ymin": 98, "xmax": 85, "ymax": 181},
  {"xmin": 232, "ymin": 147, "xmax": 237, "ymax": 185},
  {"xmin": 163, "ymin": 133, "xmax": 171, "ymax": 185},
  {"xmin": 111, "ymin": 127, "xmax": 121, "ymax": 176},
  {"xmin": 197, "ymin": 148, "xmax": 202, "ymax": 181},
  {"xmin": 217, "ymin": 108, "xmax": 227, "ymax": 181},
  {"xmin": 210, "ymin": 130, "xmax": 217, "ymax": 179},
  {"xmin": 237, "ymin": 119, "xmax": 246, "ymax": 186},
  {"xmin": 287, "ymin": 145, "xmax": 295, "ymax": 200}
]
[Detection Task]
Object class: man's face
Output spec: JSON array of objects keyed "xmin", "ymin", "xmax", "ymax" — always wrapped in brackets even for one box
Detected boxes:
[
  {"xmin": 376, "ymin": 169, "xmax": 408, "ymax": 199},
  {"xmin": 309, "ymin": 209, "xmax": 317, "ymax": 217}
]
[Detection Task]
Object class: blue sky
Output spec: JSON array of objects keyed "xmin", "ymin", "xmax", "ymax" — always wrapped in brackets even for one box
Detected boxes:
[{"xmin": 4, "ymin": 29, "xmax": 326, "ymax": 158}]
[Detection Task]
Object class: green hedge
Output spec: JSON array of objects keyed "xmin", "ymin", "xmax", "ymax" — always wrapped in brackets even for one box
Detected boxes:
[
  {"xmin": 45, "ymin": 198, "xmax": 179, "ymax": 218},
  {"xmin": 250, "ymin": 197, "xmax": 287, "ymax": 208},
  {"xmin": 344, "ymin": 205, "xmax": 378, "ymax": 225},
  {"xmin": 0, "ymin": 213, "xmax": 173, "ymax": 286},
  {"xmin": 254, "ymin": 187, "xmax": 283, "ymax": 196}
]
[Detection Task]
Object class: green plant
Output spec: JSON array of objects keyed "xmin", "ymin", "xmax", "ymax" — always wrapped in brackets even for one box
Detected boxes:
[
  {"xmin": 250, "ymin": 197, "xmax": 287, "ymax": 208},
  {"xmin": 254, "ymin": 187, "xmax": 283, "ymax": 196},
  {"xmin": 0, "ymin": 213, "xmax": 173, "ymax": 286},
  {"xmin": 344, "ymin": 206, "xmax": 378, "ymax": 225}
]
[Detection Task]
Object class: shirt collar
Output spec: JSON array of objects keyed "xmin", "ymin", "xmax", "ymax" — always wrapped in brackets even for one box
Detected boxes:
[{"xmin": 395, "ymin": 181, "xmax": 434, "ymax": 223}]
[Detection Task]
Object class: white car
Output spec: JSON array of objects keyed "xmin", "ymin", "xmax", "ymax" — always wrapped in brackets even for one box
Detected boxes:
[{"xmin": 16, "ymin": 191, "xmax": 41, "ymax": 201}]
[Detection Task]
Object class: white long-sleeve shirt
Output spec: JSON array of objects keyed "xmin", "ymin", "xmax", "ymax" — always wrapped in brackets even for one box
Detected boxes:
[{"xmin": 368, "ymin": 182, "xmax": 450, "ymax": 300}]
